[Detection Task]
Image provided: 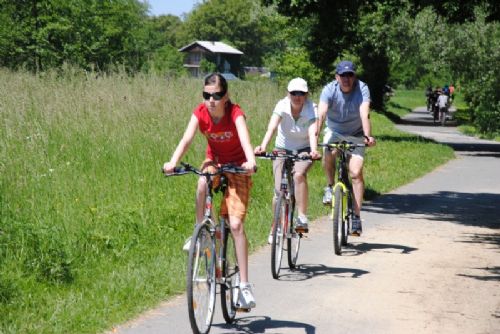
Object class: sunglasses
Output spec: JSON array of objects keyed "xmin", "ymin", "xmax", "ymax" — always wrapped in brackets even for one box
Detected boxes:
[
  {"xmin": 289, "ymin": 91, "xmax": 307, "ymax": 97},
  {"xmin": 339, "ymin": 72, "xmax": 354, "ymax": 78},
  {"xmin": 202, "ymin": 91, "xmax": 226, "ymax": 101}
]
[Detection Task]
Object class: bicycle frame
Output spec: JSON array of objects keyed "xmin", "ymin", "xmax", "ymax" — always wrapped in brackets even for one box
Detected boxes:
[
  {"xmin": 279, "ymin": 158, "xmax": 295, "ymax": 236},
  {"xmin": 334, "ymin": 148, "xmax": 353, "ymax": 223},
  {"xmin": 164, "ymin": 162, "xmax": 247, "ymax": 333},
  {"xmin": 257, "ymin": 151, "xmax": 311, "ymax": 277},
  {"xmin": 320, "ymin": 142, "xmax": 364, "ymax": 254}
]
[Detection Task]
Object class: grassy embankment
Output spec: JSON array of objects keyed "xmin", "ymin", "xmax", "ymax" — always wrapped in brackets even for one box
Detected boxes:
[{"xmin": 0, "ymin": 70, "xmax": 454, "ymax": 333}]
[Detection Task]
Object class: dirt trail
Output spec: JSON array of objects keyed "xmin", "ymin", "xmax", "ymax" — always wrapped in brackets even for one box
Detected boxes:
[{"xmin": 112, "ymin": 107, "xmax": 500, "ymax": 334}]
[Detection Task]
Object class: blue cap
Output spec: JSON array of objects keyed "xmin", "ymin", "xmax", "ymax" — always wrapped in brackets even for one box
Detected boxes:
[{"xmin": 336, "ymin": 61, "xmax": 356, "ymax": 75}]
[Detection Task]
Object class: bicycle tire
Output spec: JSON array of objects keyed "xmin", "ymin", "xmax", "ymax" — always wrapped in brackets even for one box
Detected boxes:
[
  {"xmin": 271, "ymin": 194, "xmax": 286, "ymax": 279},
  {"xmin": 220, "ymin": 225, "xmax": 239, "ymax": 323},
  {"xmin": 342, "ymin": 192, "xmax": 350, "ymax": 246},
  {"xmin": 287, "ymin": 196, "xmax": 300, "ymax": 269},
  {"xmin": 187, "ymin": 222, "xmax": 216, "ymax": 334},
  {"xmin": 332, "ymin": 186, "xmax": 344, "ymax": 255}
]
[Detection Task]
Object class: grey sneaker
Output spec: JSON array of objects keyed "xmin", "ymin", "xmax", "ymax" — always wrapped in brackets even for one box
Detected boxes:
[
  {"xmin": 295, "ymin": 215, "xmax": 309, "ymax": 233},
  {"xmin": 323, "ymin": 186, "xmax": 333, "ymax": 205},
  {"xmin": 237, "ymin": 283, "xmax": 256, "ymax": 309},
  {"xmin": 351, "ymin": 216, "xmax": 362, "ymax": 236},
  {"xmin": 182, "ymin": 236, "xmax": 192, "ymax": 252}
]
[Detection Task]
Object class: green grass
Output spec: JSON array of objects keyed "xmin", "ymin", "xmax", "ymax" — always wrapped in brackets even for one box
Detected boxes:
[{"xmin": 0, "ymin": 69, "xmax": 454, "ymax": 333}]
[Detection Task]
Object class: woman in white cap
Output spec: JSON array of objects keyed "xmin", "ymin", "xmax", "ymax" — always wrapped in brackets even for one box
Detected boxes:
[{"xmin": 254, "ymin": 78, "xmax": 320, "ymax": 242}]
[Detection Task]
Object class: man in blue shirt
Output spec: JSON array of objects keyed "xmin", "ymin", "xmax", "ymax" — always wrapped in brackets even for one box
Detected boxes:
[{"xmin": 316, "ymin": 60, "xmax": 376, "ymax": 236}]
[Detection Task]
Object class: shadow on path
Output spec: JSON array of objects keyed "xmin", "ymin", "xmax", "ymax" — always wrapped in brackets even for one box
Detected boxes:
[
  {"xmin": 213, "ymin": 315, "xmax": 315, "ymax": 334},
  {"xmin": 457, "ymin": 266, "xmax": 500, "ymax": 282},
  {"xmin": 276, "ymin": 264, "xmax": 369, "ymax": 282},
  {"xmin": 363, "ymin": 191, "xmax": 500, "ymax": 231},
  {"xmin": 349, "ymin": 242, "xmax": 418, "ymax": 255}
]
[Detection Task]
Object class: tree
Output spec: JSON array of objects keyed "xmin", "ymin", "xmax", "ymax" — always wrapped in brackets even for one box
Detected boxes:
[
  {"xmin": 179, "ymin": 0, "xmax": 287, "ymax": 67},
  {"xmin": 146, "ymin": 14, "xmax": 183, "ymax": 49},
  {"xmin": 0, "ymin": 0, "xmax": 150, "ymax": 72},
  {"xmin": 143, "ymin": 44, "xmax": 186, "ymax": 76},
  {"xmin": 267, "ymin": 46, "xmax": 322, "ymax": 90},
  {"xmin": 262, "ymin": 0, "xmax": 499, "ymax": 113}
]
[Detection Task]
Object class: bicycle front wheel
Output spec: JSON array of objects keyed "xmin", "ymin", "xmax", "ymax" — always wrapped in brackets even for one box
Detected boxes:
[
  {"xmin": 332, "ymin": 186, "xmax": 344, "ymax": 255},
  {"xmin": 221, "ymin": 225, "xmax": 239, "ymax": 323},
  {"xmin": 287, "ymin": 196, "xmax": 300, "ymax": 269},
  {"xmin": 187, "ymin": 222, "xmax": 216, "ymax": 334},
  {"xmin": 271, "ymin": 194, "xmax": 286, "ymax": 279}
]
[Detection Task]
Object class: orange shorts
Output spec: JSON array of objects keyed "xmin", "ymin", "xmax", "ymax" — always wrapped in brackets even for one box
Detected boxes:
[{"xmin": 200, "ymin": 160, "xmax": 252, "ymax": 220}]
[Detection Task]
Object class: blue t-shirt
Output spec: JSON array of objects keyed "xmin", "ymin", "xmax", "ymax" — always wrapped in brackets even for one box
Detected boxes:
[{"xmin": 319, "ymin": 80, "xmax": 371, "ymax": 136}]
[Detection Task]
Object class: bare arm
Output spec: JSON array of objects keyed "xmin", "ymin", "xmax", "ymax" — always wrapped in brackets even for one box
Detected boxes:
[
  {"xmin": 162, "ymin": 115, "xmax": 199, "ymax": 172},
  {"xmin": 308, "ymin": 120, "xmax": 321, "ymax": 159},
  {"xmin": 254, "ymin": 113, "xmax": 281, "ymax": 154},
  {"xmin": 235, "ymin": 115, "xmax": 256, "ymax": 173},
  {"xmin": 316, "ymin": 101, "xmax": 328, "ymax": 140},
  {"xmin": 359, "ymin": 101, "xmax": 376, "ymax": 146}
]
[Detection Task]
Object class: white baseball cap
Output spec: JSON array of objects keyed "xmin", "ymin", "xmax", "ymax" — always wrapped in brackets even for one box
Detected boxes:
[{"xmin": 287, "ymin": 77, "xmax": 308, "ymax": 93}]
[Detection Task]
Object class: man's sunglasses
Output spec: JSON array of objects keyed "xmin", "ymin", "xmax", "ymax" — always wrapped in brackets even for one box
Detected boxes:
[
  {"xmin": 289, "ymin": 91, "xmax": 307, "ymax": 97},
  {"xmin": 339, "ymin": 72, "xmax": 354, "ymax": 78},
  {"xmin": 202, "ymin": 91, "xmax": 226, "ymax": 100}
]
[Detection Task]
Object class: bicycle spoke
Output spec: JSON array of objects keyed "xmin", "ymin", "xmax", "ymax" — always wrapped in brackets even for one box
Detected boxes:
[
  {"xmin": 187, "ymin": 223, "xmax": 216, "ymax": 334},
  {"xmin": 333, "ymin": 186, "xmax": 344, "ymax": 255},
  {"xmin": 221, "ymin": 226, "xmax": 239, "ymax": 323},
  {"xmin": 271, "ymin": 195, "xmax": 286, "ymax": 279},
  {"xmin": 287, "ymin": 198, "xmax": 300, "ymax": 269}
]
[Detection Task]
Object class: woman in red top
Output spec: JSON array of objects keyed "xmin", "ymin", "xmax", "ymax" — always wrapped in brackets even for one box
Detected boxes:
[{"xmin": 163, "ymin": 73, "xmax": 257, "ymax": 309}]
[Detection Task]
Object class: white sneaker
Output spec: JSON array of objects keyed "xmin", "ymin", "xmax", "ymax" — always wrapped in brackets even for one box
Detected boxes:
[
  {"xmin": 267, "ymin": 233, "xmax": 273, "ymax": 244},
  {"xmin": 237, "ymin": 283, "xmax": 256, "ymax": 309},
  {"xmin": 323, "ymin": 186, "xmax": 333, "ymax": 205},
  {"xmin": 295, "ymin": 215, "xmax": 309, "ymax": 233},
  {"xmin": 182, "ymin": 237, "xmax": 191, "ymax": 252}
]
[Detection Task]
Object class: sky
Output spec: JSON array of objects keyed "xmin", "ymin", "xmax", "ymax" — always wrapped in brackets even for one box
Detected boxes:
[{"xmin": 141, "ymin": 0, "xmax": 200, "ymax": 17}]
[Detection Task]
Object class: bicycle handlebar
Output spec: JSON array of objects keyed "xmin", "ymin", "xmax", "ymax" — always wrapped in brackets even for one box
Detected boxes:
[
  {"xmin": 162, "ymin": 162, "xmax": 251, "ymax": 177},
  {"xmin": 255, "ymin": 151, "xmax": 316, "ymax": 161},
  {"xmin": 319, "ymin": 142, "xmax": 365, "ymax": 152}
]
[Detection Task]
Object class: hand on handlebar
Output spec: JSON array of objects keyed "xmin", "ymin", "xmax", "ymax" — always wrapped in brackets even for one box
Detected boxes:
[
  {"xmin": 254, "ymin": 145, "xmax": 266, "ymax": 155},
  {"xmin": 241, "ymin": 161, "xmax": 257, "ymax": 175},
  {"xmin": 364, "ymin": 136, "xmax": 376, "ymax": 147},
  {"xmin": 162, "ymin": 161, "xmax": 176, "ymax": 174},
  {"xmin": 309, "ymin": 150, "xmax": 322, "ymax": 160}
]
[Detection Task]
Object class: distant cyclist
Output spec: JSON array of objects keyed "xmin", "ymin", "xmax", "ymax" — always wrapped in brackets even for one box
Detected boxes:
[
  {"xmin": 316, "ymin": 60, "xmax": 376, "ymax": 236},
  {"xmin": 436, "ymin": 89, "xmax": 450, "ymax": 122},
  {"xmin": 425, "ymin": 86, "xmax": 433, "ymax": 111},
  {"xmin": 254, "ymin": 78, "xmax": 320, "ymax": 240}
]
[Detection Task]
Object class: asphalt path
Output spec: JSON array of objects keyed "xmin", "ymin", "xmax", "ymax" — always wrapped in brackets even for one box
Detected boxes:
[{"xmin": 111, "ymin": 107, "xmax": 500, "ymax": 334}]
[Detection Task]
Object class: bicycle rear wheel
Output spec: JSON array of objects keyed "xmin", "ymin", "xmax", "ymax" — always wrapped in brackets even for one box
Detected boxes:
[
  {"xmin": 187, "ymin": 222, "xmax": 216, "ymax": 334},
  {"xmin": 332, "ymin": 186, "xmax": 344, "ymax": 255},
  {"xmin": 287, "ymin": 196, "xmax": 300, "ymax": 269},
  {"xmin": 221, "ymin": 225, "xmax": 239, "ymax": 323},
  {"xmin": 271, "ymin": 194, "xmax": 286, "ymax": 279}
]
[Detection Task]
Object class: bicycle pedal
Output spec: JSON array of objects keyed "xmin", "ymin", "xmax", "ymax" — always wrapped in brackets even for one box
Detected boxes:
[{"xmin": 236, "ymin": 307, "xmax": 251, "ymax": 313}]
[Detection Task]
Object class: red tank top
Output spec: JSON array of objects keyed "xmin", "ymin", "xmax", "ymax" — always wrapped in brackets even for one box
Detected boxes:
[{"xmin": 193, "ymin": 102, "xmax": 247, "ymax": 165}]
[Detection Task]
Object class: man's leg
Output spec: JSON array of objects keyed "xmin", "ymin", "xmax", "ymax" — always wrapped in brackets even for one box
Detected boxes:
[
  {"xmin": 322, "ymin": 149, "xmax": 337, "ymax": 204},
  {"xmin": 349, "ymin": 155, "xmax": 365, "ymax": 216}
]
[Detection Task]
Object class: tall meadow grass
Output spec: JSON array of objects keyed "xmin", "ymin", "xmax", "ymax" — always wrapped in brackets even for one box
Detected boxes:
[{"xmin": 0, "ymin": 69, "xmax": 453, "ymax": 333}]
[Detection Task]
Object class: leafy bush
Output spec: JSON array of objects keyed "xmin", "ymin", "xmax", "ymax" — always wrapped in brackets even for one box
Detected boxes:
[{"xmin": 266, "ymin": 46, "xmax": 323, "ymax": 91}]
